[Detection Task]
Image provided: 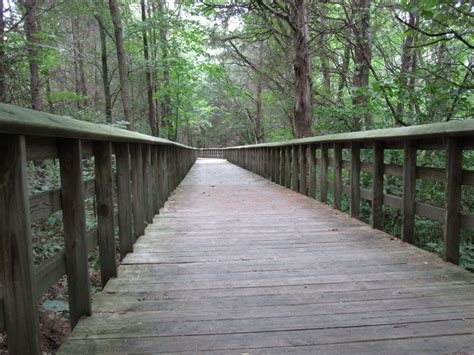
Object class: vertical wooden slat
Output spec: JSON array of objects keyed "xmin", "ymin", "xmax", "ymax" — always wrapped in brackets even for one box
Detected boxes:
[
  {"xmin": 308, "ymin": 144, "xmax": 316, "ymax": 198},
  {"xmin": 333, "ymin": 144, "xmax": 342, "ymax": 210},
  {"xmin": 299, "ymin": 145, "xmax": 307, "ymax": 195},
  {"xmin": 285, "ymin": 147, "xmax": 291, "ymax": 188},
  {"xmin": 402, "ymin": 140, "xmax": 416, "ymax": 244},
  {"xmin": 350, "ymin": 142, "xmax": 361, "ymax": 218},
  {"xmin": 321, "ymin": 144, "xmax": 329, "ymax": 203},
  {"xmin": 115, "ymin": 142, "xmax": 133, "ymax": 259},
  {"xmin": 143, "ymin": 144, "xmax": 154, "ymax": 224},
  {"xmin": 279, "ymin": 147, "xmax": 284, "ymax": 186},
  {"xmin": 152, "ymin": 145, "xmax": 160, "ymax": 214},
  {"xmin": 131, "ymin": 144, "xmax": 145, "ymax": 240},
  {"xmin": 444, "ymin": 137, "xmax": 462, "ymax": 264},
  {"xmin": 94, "ymin": 141, "xmax": 117, "ymax": 287},
  {"xmin": 0, "ymin": 134, "xmax": 41, "ymax": 354},
  {"xmin": 372, "ymin": 141, "xmax": 384, "ymax": 229},
  {"xmin": 275, "ymin": 147, "xmax": 280, "ymax": 184},
  {"xmin": 291, "ymin": 145, "xmax": 299, "ymax": 192},
  {"xmin": 58, "ymin": 138, "xmax": 91, "ymax": 328}
]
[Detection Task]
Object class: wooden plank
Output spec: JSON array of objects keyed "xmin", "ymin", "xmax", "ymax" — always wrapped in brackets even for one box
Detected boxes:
[
  {"xmin": 383, "ymin": 193, "xmax": 403, "ymax": 209},
  {"xmin": 274, "ymin": 147, "xmax": 280, "ymax": 184},
  {"xmin": 402, "ymin": 141, "xmax": 416, "ymax": 244},
  {"xmin": 443, "ymin": 137, "xmax": 462, "ymax": 264},
  {"xmin": 463, "ymin": 170, "xmax": 474, "ymax": 186},
  {"xmin": 308, "ymin": 145, "xmax": 316, "ymax": 198},
  {"xmin": 152, "ymin": 146, "xmax": 160, "ymax": 214},
  {"xmin": 143, "ymin": 144, "xmax": 154, "ymax": 224},
  {"xmin": 461, "ymin": 214, "xmax": 474, "ymax": 230},
  {"xmin": 279, "ymin": 147, "xmax": 284, "ymax": 186},
  {"xmin": 284, "ymin": 147, "xmax": 291, "ymax": 188},
  {"xmin": 372, "ymin": 142, "xmax": 384, "ymax": 229},
  {"xmin": 131, "ymin": 144, "xmax": 145, "ymax": 240},
  {"xmin": 351, "ymin": 142, "xmax": 360, "ymax": 218},
  {"xmin": 291, "ymin": 145, "xmax": 298, "ymax": 192},
  {"xmin": 360, "ymin": 188, "xmax": 372, "ymax": 201},
  {"xmin": 26, "ymin": 136, "xmax": 58, "ymax": 160},
  {"xmin": 94, "ymin": 141, "xmax": 117, "ymax": 287},
  {"xmin": 29, "ymin": 178, "xmax": 95, "ymax": 222},
  {"xmin": 333, "ymin": 144, "xmax": 342, "ymax": 210},
  {"xmin": 298, "ymin": 145, "xmax": 307, "ymax": 195},
  {"xmin": 115, "ymin": 143, "xmax": 133, "ymax": 259},
  {"xmin": 0, "ymin": 134, "xmax": 41, "ymax": 354},
  {"xmin": 58, "ymin": 138, "xmax": 91, "ymax": 329},
  {"xmin": 416, "ymin": 202, "xmax": 444, "ymax": 223},
  {"xmin": 320, "ymin": 144, "xmax": 329, "ymax": 203}
]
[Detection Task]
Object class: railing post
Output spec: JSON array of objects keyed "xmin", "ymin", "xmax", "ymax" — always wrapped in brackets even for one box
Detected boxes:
[
  {"xmin": 291, "ymin": 145, "xmax": 299, "ymax": 192},
  {"xmin": 285, "ymin": 147, "xmax": 291, "ymax": 189},
  {"xmin": 279, "ymin": 147, "xmax": 284, "ymax": 185},
  {"xmin": 94, "ymin": 141, "xmax": 117, "ymax": 287},
  {"xmin": 308, "ymin": 144, "xmax": 316, "ymax": 198},
  {"xmin": 299, "ymin": 145, "xmax": 307, "ymax": 195},
  {"xmin": 372, "ymin": 141, "xmax": 384, "ymax": 229},
  {"xmin": 131, "ymin": 144, "xmax": 145, "ymax": 239},
  {"xmin": 444, "ymin": 137, "xmax": 462, "ymax": 264},
  {"xmin": 350, "ymin": 142, "xmax": 361, "ymax": 218},
  {"xmin": 152, "ymin": 145, "xmax": 160, "ymax": 215},
  {"xmin": 333, "ymin": 143, "xmax": 342, "ymax": 210},
  {"xmin": 320, "ymin": 144, "xmax": 329, "ymax": 203},
  {"xmin": 402, "ymin": 140, "xmax": 416, "ymax": 244},
  {"xmin": 0, "ymin": 134, "xmax": 41, "ymax": 354},
  {"xmin": 115, "ymin": 142, "xmax": 133, "ymax": 259},
  {"xmin": 143, "ymin": 144, "xmax": 154, "ymax": 224},
  {"xmin": 58, "ymin": 138, "xmax": 91, "ymax": 328}
]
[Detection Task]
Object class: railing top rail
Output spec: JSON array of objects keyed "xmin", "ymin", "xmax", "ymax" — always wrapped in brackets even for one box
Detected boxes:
[
  {"xmin": 0, "ymin": 104, "xmax": 193, "ymax": 148},
  {"xmin": 224, "ymin": 119, "xmax": 474, "ymax": 149}
]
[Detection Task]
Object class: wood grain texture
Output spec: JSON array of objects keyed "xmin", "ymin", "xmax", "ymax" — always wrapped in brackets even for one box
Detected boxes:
[
  {"xmin": 0, "ymin": 134, "xmax": 41, "ymax": 354},
  {"xmin": 131, "ymin": 144, "xmax": 145, "ymax": 240},
  {"xmin": 320, "ymin": 144, "xmax": 329, "ymax": 203},
  {"xmin": 402, "ymin": 141, "xmax": 416, "ymax": 244},
  {"xmin": 58, "ymin": 138, "xmax": 91, "ymax": 328},
  {"xmin": 60, "ymin": 159, "xmax": 474, "ymax": 354},
  {"xmin": 372, "ymin": 142, "xmax": 384, "ymax": 229},
  {"xmin": 333, "ymin": 144, "xmax": 342, "ymax": 210},
  {"xmin": 307, "ymin": 145, "xmax": 316, "ymax": 198},
  {"xmin": 350, "ymin": 142, "xmax": 360, "ymax": 218}
]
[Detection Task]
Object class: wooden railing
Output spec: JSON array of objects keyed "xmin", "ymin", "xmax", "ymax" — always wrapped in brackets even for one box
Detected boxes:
[
  {"xmin": 0, "ymin": 104, "xmax": 196, "ymax": 354},
  {"xmin": 225, "ymin": 120, "xmax": 474, "ymax": 266},
  {"xmin": 197, "ymin": 148, "xmax": 224, "ymax": 158}
]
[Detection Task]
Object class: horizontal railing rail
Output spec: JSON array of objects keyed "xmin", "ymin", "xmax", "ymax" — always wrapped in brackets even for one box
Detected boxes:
[
  {"xmin": 197, "ymin": 148, "xmax": 224, "ymax": 158},
  {"xmin": 224, "ymin": 119, "xmax": 474, "ymax": 267},
  {"xmin": 0, "ymin": 104, "xmax": 197, "ymax": 354}
]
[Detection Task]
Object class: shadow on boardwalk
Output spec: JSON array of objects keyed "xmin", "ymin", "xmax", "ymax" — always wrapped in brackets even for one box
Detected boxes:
[{"xmin": 60, "ymin": 158, "xmax": 474, "ymax": 354}]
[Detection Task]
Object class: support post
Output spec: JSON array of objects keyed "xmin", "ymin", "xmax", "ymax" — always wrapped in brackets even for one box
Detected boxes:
[
  {"xmin": 321, "ymin": 144, "xmax": 329, "ymax": 203},
  {"xmin": 308, "ymin": 145, "xmax": 316, "ymax": 198},
  {"xmin": 402, "ymin": 140, "xmax": 416, "ymax": 244},
  {"xmin": 372, "ymin": 141, "xmax": 384, "ymax": 229},
  {"xmin": 299, "ymin": 145, "xmax": 307, "ymax": 195},
  {"xmin": 291, "ymin": 145, "xmax": 299, "ymax": 192},
  {"xmin": 131, "ymin": 144, "xmax": 145, "ymax": 239},
  {"xmin": 333, "ymin": 143, "xmax": 342, "ymax": 210},
  {"xmin": 350, "ymin": 142, "xmax": 360, "ymax": 218}
]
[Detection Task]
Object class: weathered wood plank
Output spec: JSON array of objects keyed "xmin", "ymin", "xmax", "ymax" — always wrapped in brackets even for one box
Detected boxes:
[
  {"xmin": 131, "ymin": 144, "xmax": 145, "ymax": 240},
  {"xmin": 0, "ymin": 134, "xmax": 41, "ymax": 354},
  {"xmin": 402, "ymin": 141, "xmax": 416, "ymax": 244},
  {"xmin": 298, "ymin": 145, "xmax": 307, "ymax": 195},
  {"xmin": 307, "ymin": 145, "xmax": 316, "ymax": 198},
  {"xmin": 291, "ymin": 145, "xmax": 299, "ymax": 192},
  {"xmin": 320, "ymin": 144, "xmax": 329, "ymax": 203},
  {"xmin": 350, "ymin": 142, "xmax": 360, "ymax": 218},
  {"xmin": 58, "ymin": 138, "xmax": 91, "ymax": 328},
  {"xmin": 372, "ymin": 142, "xmax": 384, "ymax": 229}
]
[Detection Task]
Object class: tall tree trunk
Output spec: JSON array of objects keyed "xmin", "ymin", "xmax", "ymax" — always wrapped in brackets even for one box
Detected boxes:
[
  {"xmin": 71, "ymin": 16, "xmax": 88, "ymax": 108},
  {"xmin": 109, "ymin": 0, "xmax": 132, "ymax": 129},
  {"xmin": 150, "ymin": 1, "xmax": 160, "ymax": 135},
  {"xmin": 351, "ymin": 0, "xmax": 372, "ymax": 130},
  {"xmin": 337, "ymin": 36, "xmax": 351, "ymax": 106},
  {"xmin": 96, "ymin": 12, "xmax": 112, "ymax": 123},
  {"xmin": 291, "ymin": 0, "xmax": 313, "ymax": 138},
  {"xmin": 0, "ymin": 0, "xmax": 5, "ymax": 102},
  {"xmin": 24, "ymin": 0, "xmax": 42, "ymax": 110},
  {"xmin": 158, "ymin": 0, "xmax": 172, "ymax": 138},
  {"xmin": 255, "ymin": 78, "xmax": 263, "ymax": 143},
  {"xmin": 318, "ymin": 5, "xmax": 331, "ymax": 94},
  {"xmin": 141, "ymin": 0, "xmax": 156, "ymax": 136}
]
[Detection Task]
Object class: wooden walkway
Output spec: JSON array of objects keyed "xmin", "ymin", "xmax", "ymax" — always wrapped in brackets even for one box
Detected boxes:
[{"xmin": 60, "ymin": 158, "xmax": 474, "ymax": 354}]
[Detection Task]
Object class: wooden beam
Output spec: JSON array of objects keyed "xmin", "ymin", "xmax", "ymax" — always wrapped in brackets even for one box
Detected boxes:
[
  {"xmin": 291, "ymin": 146, "xmax": 299, "ymax": 192},
  {"xmin": 320, "ymin": 144, "xmax": 329, "ymax": 203},
  {"xmin": 443, "ymin": 137, "xmax": 462, "ymax": 264},
  {"xmin": 308, "ymin": 145, "xmax": 316, "ymax": 198},
  {"xmin": 131, "ymin": 144, "xmax": 145, "ymax": 240},
  {"xmin": 285, "ymin": 147, "xmax": 291, "ymax": 188},
  {"xmin": 0, "ymin": 134, "xmax": 41, "ymax": 354},
  {"xmin": 333, "ymin": 144, "xmax": 342, "ymax": 210},
  {"xmin": 58, "ymin": 138, "xmax": 91, "ymax": 328},
  {"xmin": 350, "ymin": 142, "xmax": 361, "ymax": 218},
  {"xmin": 94, "ymin": 141, "xmax": 117, "ymax": 287},
  {"xmin": 299, "ymin": 145, "xmax": 307, "ymax": 195},
  {"xmin": 402, "ymin": 140, "xmax": 417, "ymax": 244},
  {"xmin": 372, "ymin": 142, "xmax": 384, "ymax": 229}
]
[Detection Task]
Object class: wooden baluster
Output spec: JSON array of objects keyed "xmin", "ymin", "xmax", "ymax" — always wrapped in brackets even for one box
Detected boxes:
[
  {"xmin": 285, "ymin": 147, "xmax": 291, "ymax": 188},
  {"xmin": 58, "ymin": 138, "xmax": 91, "ymax": 328},
  {"xmin": 333, "ymin": 143, "xmax": 342, "ymax": 210},
  {"xmin": 94, "ymin": 141, "xmax": 117, "ymax": 287},
  {"xmin": 131, "ymin": 144, "xmax": 145, "ymax": 239},
  {"xmin": 143, "ymin": 144, "xmax": 153, "ymax": 224},
  {"xmin": 444, "ymin": 137, "xmax": 462, "ymax": 264},
  {"xmin": 152, "ymin": 146, "xmax": 160, "ymax": 215},
  {"xmin": 350, "ymin": 142, "xmax": 361, "ymax": 218},
  {"xmin": 299, "ymin": 145, "xmax": 307, "ymax": 195},
  {"xmin": 291, "ymin": 145, "xmax": 299, "ymax": 192},
  {"xmin": 402, "ymin": 140, "xmax": 416, "ymax": 244},
  {"xmin": 275, "ymin": 147, "xmax": 280, "ymax": 184},
  {"xmin": 115, "ymin": 142, "xmax": 133, "ymax": 259},
  {"xmin": 279, "ymin": 147, "xmax": 284, "ymax": 185},
  {"xmin": 308, "ymin": 144, "xmax": 316, "ymax": 198},
  {"xmin": 320, "ymin": 144, "xmax": 329, "ymax": 203},
  {"xmin": 372, "ymin": 141, "xmax": 384, "ymax": 229},
  {"xmin": 0, "ymin": 134, "xmax": 41, "ymax": 354}
]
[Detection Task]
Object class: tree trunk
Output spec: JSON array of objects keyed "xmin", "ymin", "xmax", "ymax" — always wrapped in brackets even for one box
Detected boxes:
[
  {"xmin": 96, "ymin": 10, "xmax": 112, "ymax": 123},
  {"xmin": 24, "ymin": 0, "xmax": 42, "ymax": 110},
  {"xmin": 337, "ymin": 37, "xmax": 351, "ymax": 106},
  {"xmin": 0, "ymin": 0, "xmax": 5, "ymax": 102},
  {"xmin": 291, "ymin": 0, "xmax": 313, "ymax": 138},
  {"xmin": 158, "ymin": 0, "xmax": 172, "ymax": 138},
  {"xmin": 109, "ymin": 0, "xmax": 132, "ymax": 129},
  {"xmin": 141, "ymin": 0, "xmax": 156, "ymax": 136},
  {"xmin": 351, "ymin": 0, "xmax": 372, "ymax": 130}
]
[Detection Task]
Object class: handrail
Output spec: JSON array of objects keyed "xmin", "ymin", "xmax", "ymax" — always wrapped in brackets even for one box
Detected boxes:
[
  {"xmin": 197, "ymin": 148, "xmax": 224, "ymax": 158},
  {"xmin": 0, "ymin": 104, "xmax": 197, "ymax": 354},
  {"xmin": 225, "ymin": 119, "xmax": 474, "ymax": 148},
  {"xmin": 224, "ymin": 120, "xmax": 474, "ymax": 271}
]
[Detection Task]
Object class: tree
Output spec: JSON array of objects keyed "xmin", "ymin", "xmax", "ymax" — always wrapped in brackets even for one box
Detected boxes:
[{"xmin": 24, "ymin": 0, "xmax": 42, "ymax": 110}]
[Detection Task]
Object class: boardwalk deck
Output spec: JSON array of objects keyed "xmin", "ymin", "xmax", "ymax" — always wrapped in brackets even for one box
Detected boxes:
[{"xmin": 60, "ymin": 158, "xmax": 474, "ymax": 354}]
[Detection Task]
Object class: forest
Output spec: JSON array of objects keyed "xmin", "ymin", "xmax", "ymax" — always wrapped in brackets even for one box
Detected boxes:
[{"xmin": 0, "ymin": 0, "xmax": 473, "ymax": 351}]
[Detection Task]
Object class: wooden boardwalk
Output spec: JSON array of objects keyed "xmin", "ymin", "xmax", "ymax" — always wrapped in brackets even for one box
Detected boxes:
[{"xmin": 60, "ymin": 158, "xmax": 474, "ymax": 354}]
